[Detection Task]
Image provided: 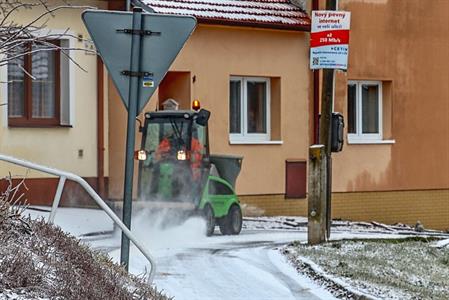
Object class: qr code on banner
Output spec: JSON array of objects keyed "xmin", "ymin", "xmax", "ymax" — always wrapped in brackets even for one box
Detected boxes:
[{"xmin": 312, "ymin": 57, "xmax": 319, "ymax": 65}]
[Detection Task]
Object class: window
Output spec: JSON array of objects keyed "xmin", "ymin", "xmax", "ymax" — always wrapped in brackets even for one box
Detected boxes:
[
  {"xmin": 208, "ymin": 179, "xmax": 234, "ymax": 196},
  {"xmin": 229, "ymin": 77, "xmax": 270, "ymax": 142},
  {"xmin": 347, "ymin": 81, "xmax": 382, "ymax": 141},
  {"xmin": 7, "ymin": 39, "xmax": 71, "ymax": 127}
]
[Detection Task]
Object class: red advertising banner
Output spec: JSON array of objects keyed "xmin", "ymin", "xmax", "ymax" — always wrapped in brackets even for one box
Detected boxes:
[{"xmin": 310, "ymin": 11, "xmax": 351, "ymax": 70}]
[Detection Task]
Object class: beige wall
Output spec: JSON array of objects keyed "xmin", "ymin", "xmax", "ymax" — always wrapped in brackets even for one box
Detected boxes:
[
  {"xmin": 108, "ymin": 24, "xmax": 311, "ymax": 199},
  {"xmin": 0, "ymin": 1, "xmax": 108, "ymax": 178},
  {"xmin": 332, "ymin": 0, "xmax": 449, "ymax": 192},
  {"xmin": 240, "ymin": 189, "xmax": 449, "ymax": 230}
]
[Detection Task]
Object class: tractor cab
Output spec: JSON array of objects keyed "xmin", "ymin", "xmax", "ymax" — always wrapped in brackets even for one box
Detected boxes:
[{"xmin": 138, "ymin": 109, "xmax": 211, "ymax": 205}]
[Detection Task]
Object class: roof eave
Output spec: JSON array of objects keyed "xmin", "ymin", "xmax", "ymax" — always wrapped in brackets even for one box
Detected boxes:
[
  {"xmin": 135, "ymin": 0, "xmax": 311, "ymax": 32},
  {"xmin": 196, "ymin": 17, "xmax": 311, "ymax": 32}
]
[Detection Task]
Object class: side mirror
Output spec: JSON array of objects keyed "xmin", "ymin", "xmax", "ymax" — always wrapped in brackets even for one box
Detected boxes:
[
  {"xmin": 136, "ymin": 117, "xmax": 144, "ymax": 132},
  {"xmin": 196, "ymin": 109, "xmax": 210, "ymax": 126}
]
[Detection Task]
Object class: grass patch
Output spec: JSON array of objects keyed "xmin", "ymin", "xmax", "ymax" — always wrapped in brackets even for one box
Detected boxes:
[{"xmin": 285, "ymin": 239, "xmax": 449, "ymax": 300}]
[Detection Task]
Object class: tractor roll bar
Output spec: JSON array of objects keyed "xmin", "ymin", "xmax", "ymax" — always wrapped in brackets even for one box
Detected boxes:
[{"xmin": 0, "ymin": 153, "xmax": 156, "ymax": 283}]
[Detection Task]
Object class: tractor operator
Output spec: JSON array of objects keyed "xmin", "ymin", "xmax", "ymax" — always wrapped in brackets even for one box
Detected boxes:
[
  {"xmin": 155, "ymin": 126, "xmax": 204, "ymax": 180},
  {"xmin": 155, "ymin": 133, "xmax": 173, "ymax": 160},
  {"xmin": 190, "ymin": 127, "xmax": 204, "ymax": 180}
]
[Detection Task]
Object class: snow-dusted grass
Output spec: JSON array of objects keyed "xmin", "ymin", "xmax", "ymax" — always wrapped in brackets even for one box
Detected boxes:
[{"xmin": 284, "ymin": 238, "xmax": 449, "ymax": 300}]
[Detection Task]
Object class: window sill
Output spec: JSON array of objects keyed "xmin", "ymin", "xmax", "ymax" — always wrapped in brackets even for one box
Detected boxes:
[
  {"xmin": 347, "ymin": 138, "xmax": 395, "ymax": 145},
  {"xmin": 229, "ymin": 140, "xmax": 283, "ymax": 145},
  {"xmin": 8, "ymin": 123, "xmax": 72, "ymax": 128},
  {"xmin": 8, "ymin": 117, "xmax": 70, "ymax": 128}
]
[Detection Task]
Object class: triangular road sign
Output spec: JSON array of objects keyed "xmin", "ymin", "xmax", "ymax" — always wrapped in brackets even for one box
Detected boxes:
[{"xmin": 82, "ymin": 10, "xmax": 196, "ymax": 114}]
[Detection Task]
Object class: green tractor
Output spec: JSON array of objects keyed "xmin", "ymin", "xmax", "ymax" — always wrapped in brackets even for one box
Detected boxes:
[{"xmin": 136, "ymin": 107, "xmax": 243, "ymax": 236}]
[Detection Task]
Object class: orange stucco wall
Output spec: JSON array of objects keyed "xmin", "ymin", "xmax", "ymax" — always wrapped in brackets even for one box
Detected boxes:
[
  {"xmin": 331, "ymin": 0, "xmax": 449, "ymax": 193},
  {"xmin": 107, "ymin": 24, "xmax": 311, "ymax": 199}
]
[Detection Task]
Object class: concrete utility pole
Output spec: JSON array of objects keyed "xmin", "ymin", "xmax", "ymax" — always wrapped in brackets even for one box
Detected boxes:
[
  {"xmin": 308, "ymin": 0, "xmax": 337, "ymax": 245},
  {"xmin": 308, "ymin": 145, "xmax": 327, "ymax": 244}
]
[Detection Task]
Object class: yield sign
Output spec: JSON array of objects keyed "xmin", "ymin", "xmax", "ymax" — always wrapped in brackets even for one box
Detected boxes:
[{"xmin": 82, "ymin": 10, "xmax": 196, "ymax": 114}]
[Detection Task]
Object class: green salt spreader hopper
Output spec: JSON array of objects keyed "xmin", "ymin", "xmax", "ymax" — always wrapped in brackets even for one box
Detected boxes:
[{"xmin": 137, "ymin": 108, "xmax": 243, "ymax": 236}]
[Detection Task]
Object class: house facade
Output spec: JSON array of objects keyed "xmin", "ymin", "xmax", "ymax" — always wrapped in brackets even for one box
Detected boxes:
[
  {"xmin": 328, "ymin": 0, "xmax": 449, "ymax": 230},
  {"xmin": 107, "ymin": 0, "xmax": 313, "ymax": 206},
  {"xmin": 107, "ymin": 0, "xmax": 449, "ymax": 230},
  {"xmin": 0, "ymin": 0, "xmax": 110, "ymax": 206},
  {"xmin": 1, "ymin": 0, "xmax": 447, "ymax": 230}
]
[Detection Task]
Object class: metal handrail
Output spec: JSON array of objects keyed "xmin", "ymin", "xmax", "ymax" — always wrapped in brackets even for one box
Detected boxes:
[{"xmin": 0, "ymin": 153, "xmax": 156, "ymax": 283}]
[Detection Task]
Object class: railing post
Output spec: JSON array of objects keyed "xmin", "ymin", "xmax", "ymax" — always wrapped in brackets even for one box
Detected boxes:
[{"xmin": 49, "ymin": 176, "xmax": 66, "ymax": 223}]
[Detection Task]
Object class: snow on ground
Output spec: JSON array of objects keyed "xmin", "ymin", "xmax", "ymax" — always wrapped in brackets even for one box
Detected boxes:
[
  {"xmin": 244, "ymin": 216, "xmax": 449, "ymax": 237},
  {"xmin": 25, "ymin": 208, "xmax": 337, "ymax": 299},
  {"xmin": 101, "ymin": 215, "xmax": 337, "ymax": 300},
  {"xmin": 23, "ymin": 207, "xmax": 449, "ymax": 300},
  {"xmin": 0, "ymin": 290, "xmax": 48, "ymax": 300},
  {"xmin": 432, "ymin": 238, "xmax": 449, "ymax": 248},
  {"xmin": 285, "ymin": 239, "xmax": 449, "ymax": 300},
  {"xmin": 24, "ymin": 206, "xmax": 113, "ymax": 236}
]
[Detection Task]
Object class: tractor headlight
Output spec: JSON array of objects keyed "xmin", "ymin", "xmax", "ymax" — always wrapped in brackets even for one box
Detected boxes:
[
  {"xmin": 177, "ymin": 150, "xmax": 186, "ymax": 161},
  {"xmin": 135, "ymin": 150, "xmax": 147, "ymax": 161}
]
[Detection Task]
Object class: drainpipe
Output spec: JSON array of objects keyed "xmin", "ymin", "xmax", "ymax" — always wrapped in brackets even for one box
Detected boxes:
[{"xmin": 126, "ymin": 0, "xmax": 131, "ymax": 11}]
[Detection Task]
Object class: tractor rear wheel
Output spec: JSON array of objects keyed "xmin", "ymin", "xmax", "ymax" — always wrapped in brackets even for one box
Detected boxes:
[
  {"xmin": 203, "ymin": 205, "xmax": 215, "ymax": 236},
  {"xmin": 219, "ymin": 205, "xmax": 242, "ymax": 235}
]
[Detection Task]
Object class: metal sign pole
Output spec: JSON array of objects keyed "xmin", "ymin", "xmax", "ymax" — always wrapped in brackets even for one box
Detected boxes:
[{"xmin": 120, "ymin": 7, "xmax": 143, "ymax": 270}]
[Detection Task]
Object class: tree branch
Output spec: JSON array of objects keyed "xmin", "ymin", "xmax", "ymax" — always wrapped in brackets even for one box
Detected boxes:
[{"xmin": 0, "ymin": 1, "xmax": 99, "ymax": 76}]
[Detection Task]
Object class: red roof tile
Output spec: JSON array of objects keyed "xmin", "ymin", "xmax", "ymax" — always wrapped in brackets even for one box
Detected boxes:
[{"xmin": 138, "ymin": 0, "xmax": 311, "ymax": 31}]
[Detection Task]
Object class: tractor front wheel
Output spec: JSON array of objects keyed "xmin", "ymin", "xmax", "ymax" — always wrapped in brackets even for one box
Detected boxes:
[
  {"xmin": 219, "ymin": 205, "xmax": 242, "ymax": 235},
  {"xmin": 203, "ymin": 205, "xmax": 215, "ymax": 236}
]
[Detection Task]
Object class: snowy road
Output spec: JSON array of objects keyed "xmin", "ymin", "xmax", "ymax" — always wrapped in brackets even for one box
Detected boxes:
[
  {"xmin": 25, "ymin": 207, "xmax": 335, "ymax": 299},
  {"xmin": 29, "ymin": 207, "xmax": 427, "ymax": 300},
  {"xmin": 90, "ymin": 226, "xmax": 336, "ymax": 300},
  {"xmin": 149, "ymin": 235, "xmax": 333, "ymax": 300}
]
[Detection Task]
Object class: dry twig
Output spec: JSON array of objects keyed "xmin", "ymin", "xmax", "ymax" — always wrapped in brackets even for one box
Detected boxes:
[{"xmin": 0, "ymin": 1, "xmax": 97, "ymax": 70}]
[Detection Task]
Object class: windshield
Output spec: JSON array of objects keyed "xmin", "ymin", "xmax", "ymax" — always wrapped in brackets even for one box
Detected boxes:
[
  {"xmin": 139, "ymin": 116, "xmax": 209, "ymax": 203},
  {"xmin": 144, "ymin": 117, "xmax": 191, "ymax": 158}
]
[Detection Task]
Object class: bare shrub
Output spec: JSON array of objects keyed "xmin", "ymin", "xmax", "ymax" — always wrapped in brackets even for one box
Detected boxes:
[
  {"xmin": 0, "ymin": 250, "xmax": 43, "ymax": 289},
  {"xmin": 0, "ymin": 175, "xmax": 31, "ymax": 234},
  {"xmin": 0, "ymin": 177, "xmax": 169, "ymax": 300}
]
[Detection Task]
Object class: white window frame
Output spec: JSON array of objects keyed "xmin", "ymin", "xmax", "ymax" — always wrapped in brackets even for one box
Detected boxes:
[
  {"xmin": 0, "ymin": 29, "xmax": 75, "ymax": 128},
  {"xmin": 347, "ymin": 80, "xmax": 382, "ymax": 143},
  {"xmin": 229, "ymin": 76, "xmax": 271, "ymax": 143}
]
